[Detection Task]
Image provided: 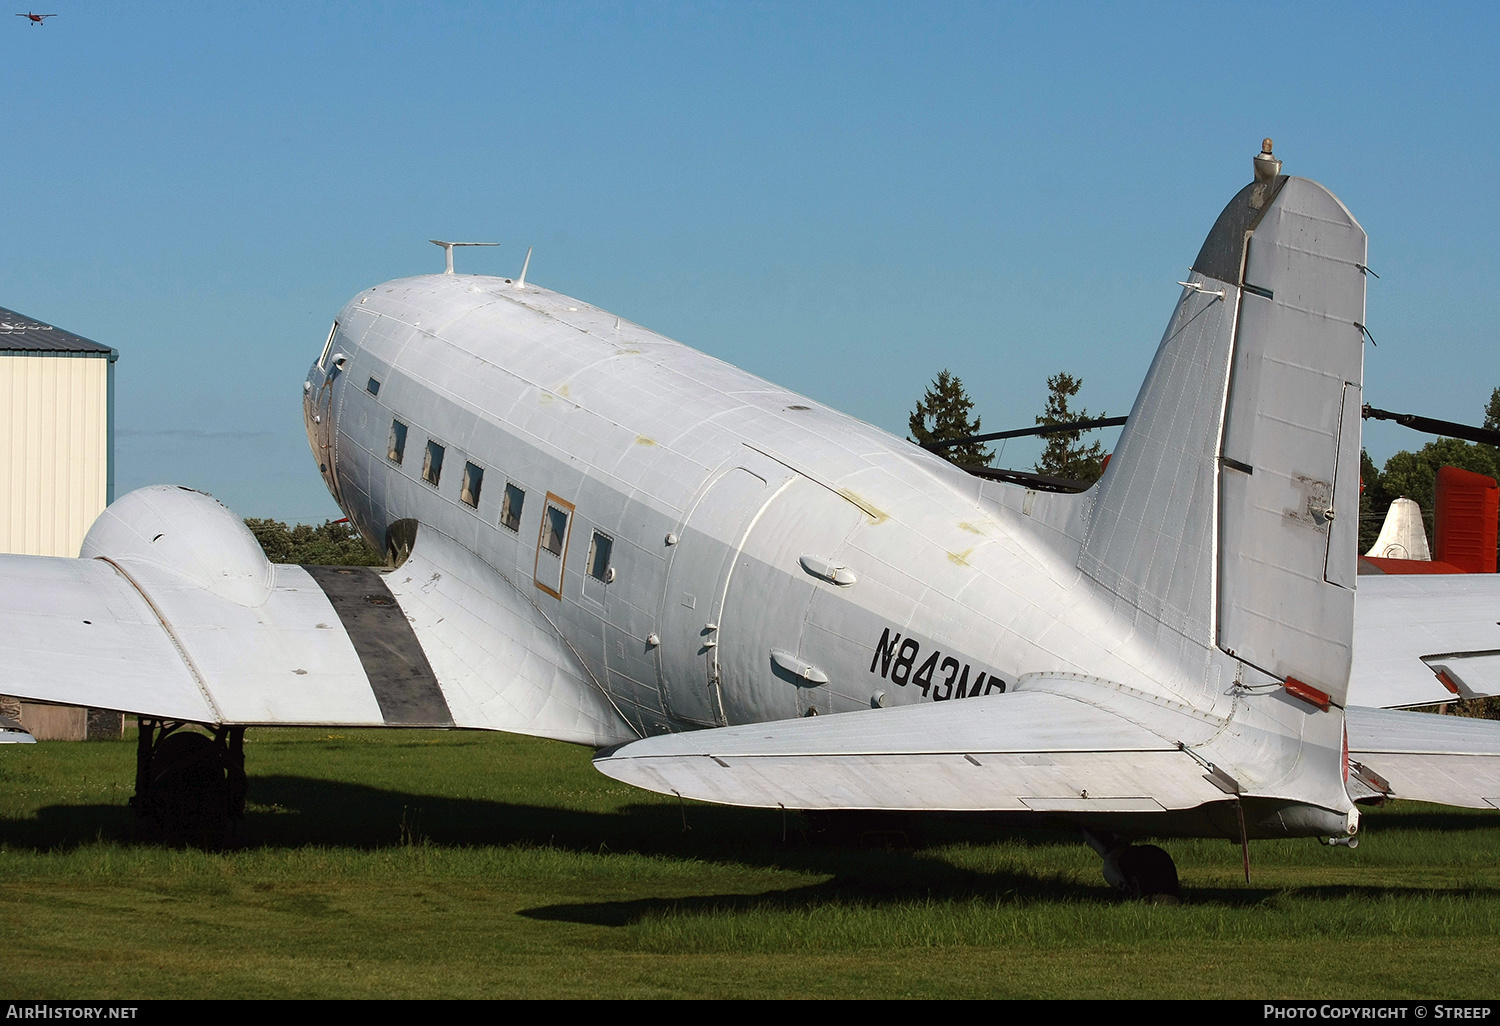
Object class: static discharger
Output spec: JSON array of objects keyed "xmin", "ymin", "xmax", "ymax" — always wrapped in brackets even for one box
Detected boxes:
[{"xmin": 429, "ymin": 240, "xmax": 499, "ymax": 275}]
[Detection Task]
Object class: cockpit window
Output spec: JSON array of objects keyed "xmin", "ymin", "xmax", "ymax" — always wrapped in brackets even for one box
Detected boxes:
[
  {"xmin": 319, "ymin": 321, "xmax": 339, "ymax": 370},
  {"xmin": 387, "ymin": 420, "xmax": 407, "ymax": 464}
]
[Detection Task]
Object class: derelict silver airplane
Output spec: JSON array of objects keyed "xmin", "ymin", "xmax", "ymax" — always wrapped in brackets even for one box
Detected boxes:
[{"xmin": 6, "ymin": 142, "xmax": 1500, "ymax": 898}]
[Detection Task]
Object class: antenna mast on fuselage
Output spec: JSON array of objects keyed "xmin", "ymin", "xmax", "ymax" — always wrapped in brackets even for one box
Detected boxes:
[{"xmin": 429, "ymin": 240, "xmax": 499, "ymax": 274}]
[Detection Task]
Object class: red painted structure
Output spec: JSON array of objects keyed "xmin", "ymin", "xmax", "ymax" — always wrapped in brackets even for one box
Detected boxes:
[{"xmin": 1433, "ymin": 466, "xmax": 1499, "ymax": 573}]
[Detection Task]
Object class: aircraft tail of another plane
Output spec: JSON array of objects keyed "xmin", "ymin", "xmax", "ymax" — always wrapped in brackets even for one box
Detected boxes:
[{"xmin": 1079, "ymin": 169, "xmax": 1367, "ymax": 707}]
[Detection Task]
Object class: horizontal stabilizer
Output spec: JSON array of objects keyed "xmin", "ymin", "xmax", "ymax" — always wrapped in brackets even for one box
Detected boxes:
[
  {"xmin": 595, "ymin": 686, "xmax": 1231, "ymax": 813},
  {"xmin": 1346, "ymin": 705, "xmax": 1500, "ymax": 809},
  {"xmin": 1350, "ymin": 573, "xmax": 1500, "ymax": 708}
]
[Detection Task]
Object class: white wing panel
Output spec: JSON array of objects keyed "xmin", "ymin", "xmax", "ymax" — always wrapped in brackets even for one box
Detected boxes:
[
  {"xmin": 1346, "ymin": 705, "xmax": 1500, "ymax": 809},
  {"xmin": 384, "ymin": 530, "xmax": 638, "ymax": 747},
  {"xmin": 108, "ymin": 558, "xmax": 383, "ymax": 725},
  {"xmin": 595, "ymin": 690, "xmax": 1228, "ymax": 812},
  {"xmin": 1349, "ymin": 574, "xmax": 1500, "ymax": 708},
  {"xmin": 0, "ymin": 553, "xmax": 215, "ymax": 721}
]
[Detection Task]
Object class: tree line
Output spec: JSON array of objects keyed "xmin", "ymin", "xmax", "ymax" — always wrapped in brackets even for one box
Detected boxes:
[
  {"xmin": 912, "ymin": 369, "xmax": 1499, "ymax": 568},
  {"xmin": 1359, "ymin": 389, "xmax": 1500, "ymax": 561},
  {"xmin": 909, "ymin": 369, "xmax": 1108, "ymax": 483}
]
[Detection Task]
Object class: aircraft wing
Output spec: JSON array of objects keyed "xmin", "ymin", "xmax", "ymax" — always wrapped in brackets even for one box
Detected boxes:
[
  {"xmin": 595, "ymin": 680, "xmax": 1233, "ymax": 814},
  {"xmin": 1345, "ymin": 705, "xmax": 1500, "ymax": 809},
  {"xmin": 0, "ymin": 486, "xmax": 636, "ymax": 747},
  {"xmin": 1349, "ymin": 574, "xmax": 1500, "ymax": 708}
]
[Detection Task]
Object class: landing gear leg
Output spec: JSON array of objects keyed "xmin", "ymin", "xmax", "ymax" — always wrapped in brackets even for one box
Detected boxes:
[
  {"xmin": 1083, "ymin": 829, "xmax": 1181, "ymax": 903},
  {"xmin": 131, "ymin": 720, "xmax": 247, "ymax": 846}
]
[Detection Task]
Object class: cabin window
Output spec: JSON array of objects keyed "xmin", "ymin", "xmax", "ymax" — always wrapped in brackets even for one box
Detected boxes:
[
  {"xmin": 587, "ymin": 531, "xmax": 613, "ymax": 582},
  {"xmin": 461, "ymin": 462, "xmax": 483, "ymax": 508},
  {"xmin": 542, "ymin": 503, "xmax": 570, "ymax": 557},
  {"xmin": 501, "ymin": 483, "xmax": 525, "ymax": 532},
  {"xmin": 388, "ymin": 420, "xmax": 408, "ymax": 464},
  {"xmin": 422, "ymin": 440, "xmax": 445, "ymax": 487},
  {"xmin": 533, "ymin": 492, "xmax": 575, "ymax": 599},
  {"xmin": 318, "ymin": 321, "xmax": 339, "ymax": 369},
  {"xmin": 367, "ymin": 377, "xmax": 380, "ymax": 396}
]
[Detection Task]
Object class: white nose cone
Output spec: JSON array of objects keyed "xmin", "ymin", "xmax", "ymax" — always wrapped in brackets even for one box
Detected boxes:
[
  {"xmin": 80, "ymin": 485, "xmax": 274, "ymax": 606},
  {"xmin": 1365, "ymin": 497, "xmax": 1431, "ymax": 560}
]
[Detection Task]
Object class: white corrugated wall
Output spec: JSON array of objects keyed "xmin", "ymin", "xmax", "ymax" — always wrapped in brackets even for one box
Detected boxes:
[{"xmin": 0, "ymin": 353, "xmax": 110, "ymax": 557}]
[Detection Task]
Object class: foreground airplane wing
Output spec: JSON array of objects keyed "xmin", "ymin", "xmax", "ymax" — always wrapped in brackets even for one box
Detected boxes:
[
  {"xmin": 1349, "ymin": 574, "xmax": 1500, "ymax": 708},
  {"xmin": 595, "ymin": 680, "xmax": 1230, "ymax": 814},
  {"xmin": 0, "ymin": 485, "xmax": 637, "ymax": 746},
  {"xmin": 597, "ymin": 685, "xmax": 1500, "ymax": 817}
]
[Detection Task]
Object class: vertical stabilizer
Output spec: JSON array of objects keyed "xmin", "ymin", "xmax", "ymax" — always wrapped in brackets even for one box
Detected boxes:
[
  {"xmin": 1216, "ymin": 178, "xmax": 1366, "ymax": 705},
  {"xmin": 1081, "ymin": 155, "xmax": 1367, "ymax": 708}
]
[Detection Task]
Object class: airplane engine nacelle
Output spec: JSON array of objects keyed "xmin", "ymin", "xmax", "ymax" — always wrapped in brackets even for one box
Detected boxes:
[{"xmin": 81, "ymin": 485, "xmax": 274, "ymax": 607}]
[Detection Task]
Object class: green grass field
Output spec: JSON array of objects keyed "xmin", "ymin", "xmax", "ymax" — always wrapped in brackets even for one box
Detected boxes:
[{"xmin": 3, "ymin": 727, "xmax": 1498, "ymax": 999}]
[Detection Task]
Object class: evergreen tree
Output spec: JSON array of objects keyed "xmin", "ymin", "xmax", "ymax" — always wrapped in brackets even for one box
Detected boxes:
[
  {"xmin": 908, "ymin": 370, "xmax": 993, "ymax": 467},
  {"xmin": 1034, "ymin": 372, "xmax": 1106, "ymax": 483},
  {"xmin": 245, "ymin": 518, "xmax": 386, "ymax": 566},
  {"xmin": 1358, "ymin": 448, "xmax": 1388, "ymax": 555}
]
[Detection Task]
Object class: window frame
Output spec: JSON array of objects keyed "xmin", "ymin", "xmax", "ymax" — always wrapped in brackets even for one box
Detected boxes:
[
  {"xmin": 586, "ymin": 530, "xmax": 613, "ymax": 583},
  {"xmin": 387, "ymin": 419, "xmax": 408, "ymax": 465},
  {"xmin": 460, "ymin": 461, "xmax": 484, "ymax": 509},
  {"xmin": 533, "ymin": 492, "xmax": 575, "ymax": 599},
  {"xmin": 500, "ymin": 482, "xmax": 525, "ymax": 533},
  {"xmin": 422, "ymin": 438, "xmax": 446, "ymax": 488},
  {"xmin": 318, "ymin": 321, "xmax": 339, "ymax": 370}
]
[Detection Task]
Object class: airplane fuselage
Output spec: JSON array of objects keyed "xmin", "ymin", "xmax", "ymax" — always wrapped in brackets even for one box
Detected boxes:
[{"xmin": 305, "ymin": 274, "xmax": 1238, "ymax": 740}]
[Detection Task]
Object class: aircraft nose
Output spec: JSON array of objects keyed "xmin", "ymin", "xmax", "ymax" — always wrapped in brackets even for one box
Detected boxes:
[{"xmin": 304, "ymin": 355, "xmax": 345, "ymax": 503}]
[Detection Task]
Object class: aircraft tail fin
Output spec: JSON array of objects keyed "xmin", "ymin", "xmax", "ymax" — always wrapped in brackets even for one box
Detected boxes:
[{"xmin": 1080, "ymin": 167, "xmax": 1367, "ymax": 706}]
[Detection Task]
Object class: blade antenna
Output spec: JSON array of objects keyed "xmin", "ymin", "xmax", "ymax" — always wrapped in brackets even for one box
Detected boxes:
[
  {"xmin": 429, "ymin": 240, "xmax": 499, "ymax": 275},
  {"xmin": 517, "ymin": 246, "xmax": 533, "ymax": 289}
]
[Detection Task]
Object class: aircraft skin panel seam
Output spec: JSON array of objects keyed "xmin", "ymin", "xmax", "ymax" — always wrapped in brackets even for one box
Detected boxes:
[{"xmin": 93, "ymin": 554, "xmax": 225, "ymax": 724}]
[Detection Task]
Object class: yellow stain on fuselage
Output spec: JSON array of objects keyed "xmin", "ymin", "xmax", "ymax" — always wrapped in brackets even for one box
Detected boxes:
[
  {"xmin": 947, "ymin": 548, "xmax": 974, "ymax": 566},
  {"xmin": 837, "ymin": 489, "xmax": 888, "ymax": 524}
]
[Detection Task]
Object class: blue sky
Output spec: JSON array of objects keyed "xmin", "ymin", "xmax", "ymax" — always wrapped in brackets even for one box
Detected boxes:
[{"xmin": 3, "ymin": 2, "xmax": 1496, "ymax": 520}]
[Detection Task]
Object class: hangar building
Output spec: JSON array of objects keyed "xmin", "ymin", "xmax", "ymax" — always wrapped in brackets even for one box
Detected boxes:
[{"xmin": 1, "ymin": 305, "xmax": 119, "ymax": 739}]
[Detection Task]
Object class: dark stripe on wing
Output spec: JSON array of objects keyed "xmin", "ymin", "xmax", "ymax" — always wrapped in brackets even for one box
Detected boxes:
[{"xmin": 303, "ymin": 566, "xmax": 453, "ymax": 727}]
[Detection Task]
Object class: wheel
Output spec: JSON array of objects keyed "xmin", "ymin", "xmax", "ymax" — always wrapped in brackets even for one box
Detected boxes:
[
  {"xmin": 141, "ymin": 730, "xmax": 230, "ymax": 846},
  {"xmin": 1111, "ymin": 844, "xmax": 1181, "ymax": 903}
]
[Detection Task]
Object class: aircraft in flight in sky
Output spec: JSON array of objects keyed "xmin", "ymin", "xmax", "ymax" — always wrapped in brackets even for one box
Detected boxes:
[
  {"xmin": 15, "ymin": 12, "xmax": 55, "ymax": 25},
  {"xmin": 5, "ymin": 141, "xmax": 1498, "ymax": 899}
]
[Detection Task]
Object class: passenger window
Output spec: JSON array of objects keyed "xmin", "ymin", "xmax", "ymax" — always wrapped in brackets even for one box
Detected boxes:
[
  {"xmin": 541, "ymin": 503, "xmax": 569, "ymax": 557},
  {"xmin": 501, "ymin": 483, "xmax": 525, "ymax": 532},
  {"xmin": 367, "ymin": 377, "xmax": 380, "ymax": 396},
  {"xmin": 533, "ymin": 492, "xmax": 575, "ymax": 599},
  {"xmin": 422, "ymin": 440, "xmax": 445, "ymax": 487},
  {"xmin": 460, "ymin": 462, "xmax": 483, "ymax": 508},
  {"xmin": 587, "ymin": 531, "xmax": 613, "ymax": 582},
  {"xmin": 388, "ymin": 420, "xmax": 408, "ymax": 464}
]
